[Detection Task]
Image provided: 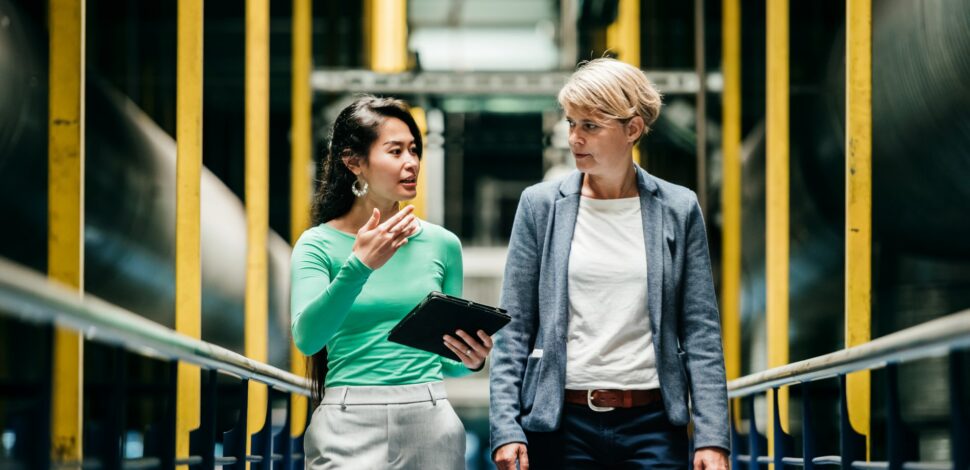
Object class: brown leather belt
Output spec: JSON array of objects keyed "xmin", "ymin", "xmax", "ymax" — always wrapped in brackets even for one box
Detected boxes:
[{"xmin": 564, "ymin": 388, "xmax": 662, "ymax": 409}]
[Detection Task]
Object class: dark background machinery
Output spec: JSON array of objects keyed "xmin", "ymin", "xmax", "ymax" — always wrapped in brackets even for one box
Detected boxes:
[
  {"xmin": 0, "ymin": 0, "xmax": 300, "ymax": 366},
  {"xmin": 721, "ymin": 0, "xmax": 970, "ymax": 459}
]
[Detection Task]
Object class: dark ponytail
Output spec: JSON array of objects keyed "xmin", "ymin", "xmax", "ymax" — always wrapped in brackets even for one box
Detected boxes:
[{"xmin": 306, "ymin": 95, "xmax": 423, "ymax": 403}]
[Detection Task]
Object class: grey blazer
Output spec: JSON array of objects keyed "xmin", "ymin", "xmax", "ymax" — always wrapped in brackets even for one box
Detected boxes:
[{"xmin": 489, "ymin": 167, "xmax": 730, "ymax": 455}]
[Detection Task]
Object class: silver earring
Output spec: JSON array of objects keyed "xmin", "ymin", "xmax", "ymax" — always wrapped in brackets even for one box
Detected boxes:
[{"xmin": 351, "ymin": 178, "xmax": 369, "ymax": 197}]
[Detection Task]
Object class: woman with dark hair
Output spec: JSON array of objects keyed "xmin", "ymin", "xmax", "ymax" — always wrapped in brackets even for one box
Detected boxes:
[{"xmin": 291, "ymin": 95, "xmax": 492, "ymax": 469}]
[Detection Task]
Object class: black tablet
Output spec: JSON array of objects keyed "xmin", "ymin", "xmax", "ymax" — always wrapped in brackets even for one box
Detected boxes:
[{"xmin": 388, "ymin": 291, "xmax": 510, "ymax": 362}]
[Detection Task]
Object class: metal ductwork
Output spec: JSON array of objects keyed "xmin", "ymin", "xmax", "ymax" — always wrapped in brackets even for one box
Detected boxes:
[{"xmin": 0, "ymin": 0, "xmax": 291, "ymax": 367}]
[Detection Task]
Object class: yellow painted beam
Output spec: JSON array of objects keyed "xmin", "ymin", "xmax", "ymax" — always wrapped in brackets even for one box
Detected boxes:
[
  {"xmin": 364, "ymin": 0, "xmax": 419, "ymax": 216},
  {"xmin": 606, "ymin": 0, "xmax": 641, "ymax": 67},
  {"xmin": 246, "ymin": 0, "xmax": 270, "ymax": 460},
  {"xmin": 366, "ymin": 0, "xmax": 408, "ymax": 73},
  {"xmin": 48, "ymin": 0, "xmax": 85, "ymax": 465},
  {"xmin": 766, "ymin": 0, "xmax": 790, "ymax": 462},
  {"xmin": 175, "ymin": 0, "xmax": 203, "ymax": 466},
  {"xmin": 721, "ymin": 0, "xmax": 742, "ymax": 427},
  {"xmin": 51, "ymin": 332, "xmax": 83, "ymax": 463},
  {"xmin": 408, "ymin": 107, "xmax": 427, "ymax": 219},
  {"xmin": 290, "ymin": 0, "xmax": 312, "ymax": 438},
  {"xmin": 845, "ymin": 0, "xmax": 872, "ymax": 459},
  {"xmin": 606, "ymin": 0, "xmax": 641, "ymax": 165}
]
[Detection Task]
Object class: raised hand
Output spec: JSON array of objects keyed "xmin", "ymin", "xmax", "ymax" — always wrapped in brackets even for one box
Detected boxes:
[{"xmin": 352, "ymin": 205, "xmax": 419, "ymax": 270}]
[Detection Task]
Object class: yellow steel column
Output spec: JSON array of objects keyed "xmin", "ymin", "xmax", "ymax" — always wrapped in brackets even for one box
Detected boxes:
[
  {"xmin": 246, "ymin": 0, "xmax": 270, "ymax": 461},
  {"xmin": 366, "ymin": 0, "xmax": 408, "ymax": 73},
  {"xmin": 175, "ymin": 0, "xmax": 203, "ymax": 466},
  {"xmin": 766, "ymin": 0, "xmax": 790, "ymax": 463},
  {"xmin": 606, "ymin": 0, "xmax": 641, "ymax": 165},
  {"xmin": 48, "ymin": 0, "xmax": 85, "ymax": 464},
  {"xmin": 290, "ymin": 0, "xmax": 312, "ymax": 437},
  {"xmin": 365, "ymin": 0, "xmax": 421, "ymax": 216},
  {"xmin": 720, "ymin": 0, "xmax": 742, "ymax": 425},
  {"xmin": 845, "ymin": 0, "xmax": 872, "ymax": 458},
  {"xmin": 606, "ymin": 0, "xmax": 640, "ymax": 66}
]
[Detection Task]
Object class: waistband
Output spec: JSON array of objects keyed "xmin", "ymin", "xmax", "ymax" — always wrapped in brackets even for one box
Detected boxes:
[
  {"xmin": 320, "ymin": 381, "xmax": 448, "ymax": 407},
  {"xmin": 564, "ymin": 388, "xmax": 663, "ymax": 411}
]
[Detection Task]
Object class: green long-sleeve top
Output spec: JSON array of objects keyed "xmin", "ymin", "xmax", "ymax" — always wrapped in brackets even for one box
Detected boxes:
[{"xmin": 290, "ymin": 220, "xmax": 472, "ymax": 386}]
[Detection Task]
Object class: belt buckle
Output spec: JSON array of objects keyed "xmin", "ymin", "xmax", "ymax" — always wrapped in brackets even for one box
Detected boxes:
[{"xmin": 587, "ymin": 389, "xmax": 615, "ymax": 412}]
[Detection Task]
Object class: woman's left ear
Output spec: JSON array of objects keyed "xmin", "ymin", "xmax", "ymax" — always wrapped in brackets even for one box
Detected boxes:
[
  {"xmin": 627, "ymin": 116, "xmax": 645, "ymax": 143},
  {"xmin": 342, "ymin": 152, "xmax": 362, "ymax": 176}
]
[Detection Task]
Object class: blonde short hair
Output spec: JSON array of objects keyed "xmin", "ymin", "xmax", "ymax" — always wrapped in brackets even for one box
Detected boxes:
[{"xmin": 558, "ymin": 58, "xmax": 663, "ymax": 137}]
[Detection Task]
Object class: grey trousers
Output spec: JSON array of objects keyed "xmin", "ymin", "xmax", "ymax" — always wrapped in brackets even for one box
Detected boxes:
[{"xmin": 304, "ymin": 382, "xmax": 466, "ymax": 469}]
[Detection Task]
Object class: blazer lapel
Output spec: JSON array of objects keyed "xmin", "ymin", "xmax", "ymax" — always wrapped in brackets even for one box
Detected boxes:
[
  {"xmin": 551, "ymin": 172, "xmax": 583, "ymax": 341},
  {"xmin": 636, "ymin": 167, "xmax": 664, "ymax": 336}
]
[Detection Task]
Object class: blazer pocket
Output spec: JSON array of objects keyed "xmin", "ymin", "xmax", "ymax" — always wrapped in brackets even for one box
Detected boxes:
[{"xmin": 520, "ymin": 352, "xmax": 542, "ymax": 412}]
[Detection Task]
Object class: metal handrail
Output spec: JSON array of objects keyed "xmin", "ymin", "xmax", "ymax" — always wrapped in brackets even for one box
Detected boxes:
[
  {"xmin": 727, "ymin": 308, "xmax": 970, "ymax": 397},
  {"xmin": 5, "ymin": 250, "xmax": 967, "ymax": 402},
  {"xmin": 0, "ymin": 257, "xmax": 311, "ymax": 396}
]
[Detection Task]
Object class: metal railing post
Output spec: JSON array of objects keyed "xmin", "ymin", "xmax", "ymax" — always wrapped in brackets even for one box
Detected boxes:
[
  {"xmin": 175, "ymin": 0, "xmax": 204, "ymax": 466},
  {"xmin": 223, "ymin": 378, "xmax": 250, "ymax": 469},
  {"xmin": 800, "ymin": 382, "xmax": 816, "ymax": 470},
  {"xmin": 189, "ymin": 368, "xmax": 218, "ymax": 470},
  {"xmin": 720, "ymin": 0, "xmax": 742, "ymax": 407},
  {"xmin": 948, "ymin": 352, "xmax": 968, "ymax": 470},
  {"xmin": 845, "ymin": 0, "xmax": 874, "ymax": 458},
  {"xmin": 747, "ymin": 396, "xmax": 766, "ymax": 470},
  {"xmin": 838, "ymin": 375, "xmax": 867, "ymax": 468},
  {"xmin": 272, "ymin": 389, "xmax": 294, "ymax": 469},
  {"xmin": 766, "ymin": 0, "xmax": 791, "ymax": 464},
  {"xmin": 771, "ymin": 387, "xmax": 793, "ymax": 467},
  {"xmin": 245, "ymin": 0, "xmax": 271, "ymax": 459},
  {"xmin": 48, "ymin": 0, "xmax": 86, "ymax": 465},
  {"xmin": 885, "ymin": 364, "xmax": 918, "ymax": 470},
  {"xmin": 289, "ymin": 0, "xmax": 313, "ymax": 442}
]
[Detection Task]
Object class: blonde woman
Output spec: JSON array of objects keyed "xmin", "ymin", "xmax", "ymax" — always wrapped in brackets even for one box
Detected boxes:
[{"xmin": 490, "ymin": 59, "xmax": 729, "ymax": 469}]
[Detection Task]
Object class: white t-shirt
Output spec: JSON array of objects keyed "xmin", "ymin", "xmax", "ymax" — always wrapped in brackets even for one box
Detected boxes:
[{"xmin": 565, "ymin": 196, "xmax": 659, "ymax": 390}]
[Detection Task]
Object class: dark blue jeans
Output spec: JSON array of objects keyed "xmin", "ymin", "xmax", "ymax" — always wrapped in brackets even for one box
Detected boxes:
[{"xmin": 525, "ymin": 402, "xmax": 690, "ymax": 469}]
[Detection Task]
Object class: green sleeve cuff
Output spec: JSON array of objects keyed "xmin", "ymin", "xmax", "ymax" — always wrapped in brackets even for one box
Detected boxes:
[{"xmin": 345, "ymin": 252, "xmax": 375, "ymax": 276}]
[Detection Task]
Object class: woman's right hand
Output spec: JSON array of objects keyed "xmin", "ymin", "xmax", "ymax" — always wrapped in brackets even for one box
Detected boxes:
[{"xmin": 353, "ymin": 205, "xmax": 418, "ymax": 270}]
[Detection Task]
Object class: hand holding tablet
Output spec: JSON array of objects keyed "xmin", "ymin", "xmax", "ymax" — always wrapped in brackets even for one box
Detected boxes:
[
  {"xmin": 442, "ymin": 329, "xmax": 493, "ymax": 370},
  {"xmin": 388, "ymin": 291, "xmax": 510, "ymax": 362}
]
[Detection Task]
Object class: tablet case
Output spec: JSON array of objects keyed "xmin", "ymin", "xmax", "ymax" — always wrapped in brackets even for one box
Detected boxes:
[{"xmin": 388, "ymin": 291, "xmax": 511, "ymax": 362}]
